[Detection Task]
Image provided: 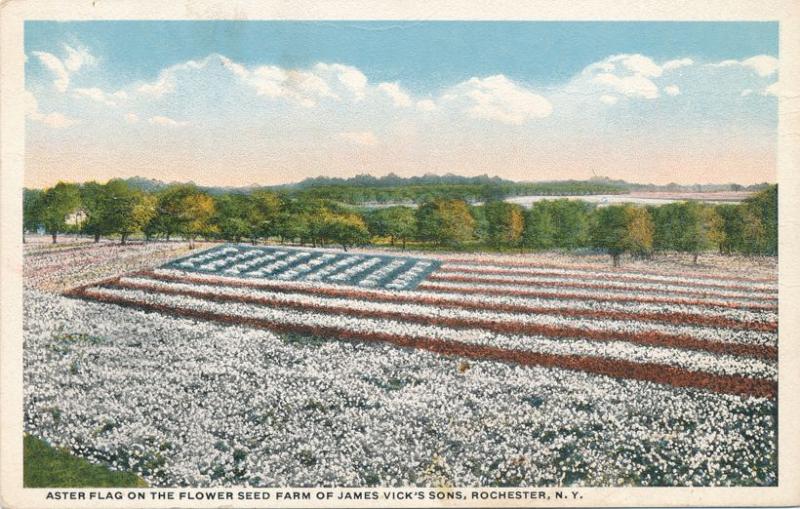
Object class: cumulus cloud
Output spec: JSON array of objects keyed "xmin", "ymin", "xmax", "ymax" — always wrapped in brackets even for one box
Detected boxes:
[
  {"xmin": 610, "ymin": 54, "xmax": 663, "ymax": 77},
  {"xmin": 338, "ymin": 131, "xmax": 378, "ymax": 146},
  {"xmin": 73, "ymin": 87, "xmax": 127, "ymax": 106},
  {"xmin": 712, "ymin": 55, "xmax": 778, "ymax": 77},
  {"xmin": 664, "ymin": 85, "xmax": 681, "ymax": 96},
  {"xmin": 662, "ymin": 58, "xmax": 694, "ymax": 71},
  {"xmin": 592, "ymin": 72, "xmax": 659, "ymax": 99},
  {"xmin": 31, "ymin": 51, "xmax": 70, "ymax": 92},
  {"xmin": 148, "ymin": 115, "xmax": 188, "ymax": 127},
  {"xmin": 445, "ymin": 75, "xmax": 552, "ymax": 125},
  {"xmin": 378, "ymin": 82, "xmax": 412, "ymax": 107},
  {"xmin": 25, "ymin": 90, "xmax": 80, "ymax": 128},
  {"xmin": 31, "ymin": 44, "xmax": 96, "ymax": 93},
  {"xmin": 600, "ymin": 95, "xmax": 619, "ymax": 105},
  {"xmin": 125, "ymin": 112, "xmax": 139, "ymax": 123},
  {"xmin": 416, "ymin": 99, "xmax": 436, "ymax": 112}
]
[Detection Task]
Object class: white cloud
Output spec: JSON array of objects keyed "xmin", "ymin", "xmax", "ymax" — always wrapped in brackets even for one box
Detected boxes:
[
  {"xmin": 592, "ymin": 72, "xmax": 659, "ymax": 99},
  {"xmin": 125, "ymin": 112, "xmax": 139, "ymax": 123},
  {"xmin": 609, "ymin": 54, "xmax": 663, "ymax": 77},
  {"xmin": 32, "ymin": 51, "xmax": 70, "ymax": 92},
  {"xmin": 31, "ymin": 44, "xmax": 96, "ymax": 93},
  {"xmin": 73, "ymin": 87, "xmax": 123, "ymax": 106},
  {"xmin": 338, "ymin": 131, "xmax": 378, "ymax": 146},
  {"xmin": 316, "ymin": 63, "xmax": 368, "ymax": 99},
  {"xmin": 416, "ymin": 99, "xmax": 437, "ymax": 112},
  {"xmin": 599, "ymin": 95, "xmax": 618, "ymax": 105},
  {"xmin": 664, "ymin": 85, "xmax": 680, "ymax": 96},
  {"xmin": 447, "ymin": 75, "xmax": 552, "ymax": 125},
  {"xmin": 63, "ymin": 44, "xmax": 96, "ymax": 72},
  {"xmin": 148, "ymin": 115, "xmax": 188, "ymax": 127},
  {"xmin": 24, "ymin": 90, "xmax": 80, "ymax": 128},
  {"xmin": 378, "ymin": 82, "xmax": 412, "ymax": 107},
  {"xmin": 741, "ymin": 89, "xmax": 753, "ymax": 97},
  {"xmin": 662, "ymin": 58, "xmax": 694, "ymax": 71},
  {"xmin": 712, "ymin": 55, "xmax": 778, "ymax": 77}
]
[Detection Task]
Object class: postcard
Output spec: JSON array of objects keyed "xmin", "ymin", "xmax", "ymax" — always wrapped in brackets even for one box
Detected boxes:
[{"xmin": 1, "ymin": 1, "xmax": 799, "ymax": 507}]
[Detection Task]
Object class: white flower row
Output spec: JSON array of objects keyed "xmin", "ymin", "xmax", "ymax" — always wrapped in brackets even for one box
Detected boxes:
[
  {"xmin": 420, "ymin": 280, "xmax": 773, "ymax": 308},
  {"xmin": 441, "ymin": 263, "xmax": 777, "ymax": 293},
  {"xmin": 436, "ymin": 271, "xmax": 775, "ymax": 301}
]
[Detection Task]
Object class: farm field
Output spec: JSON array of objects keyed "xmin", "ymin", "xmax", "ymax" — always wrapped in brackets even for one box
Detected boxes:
[{"xmin": 24, "ymin": 241, "xmax": 778, "ymax": 487}]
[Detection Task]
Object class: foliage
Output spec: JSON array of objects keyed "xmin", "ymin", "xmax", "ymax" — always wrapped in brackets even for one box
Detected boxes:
[
  {"xmin": 591, "ymin": 205, "xmax": 653, "ymax": 266},
  {"xmin": 366, "ymin": 206, "xmax": 417, "ymax": 249},
  {"xmin": 39, "ymin": 182, "xmax": 81, "ymax": 243},
  {"xmin": 416, "ymin": 198, "xmax": 476, "ymax": 246},
  {"xmin": 484, "ymin": 201, "xmax": 525, "ymax": 247},
  {"xmin": 23, "ymin": 179, "xmax": 778, "ymax": 257},
  {"xmin": 24, "ymin": 435, "xmax": 146, "ymax": 488}
]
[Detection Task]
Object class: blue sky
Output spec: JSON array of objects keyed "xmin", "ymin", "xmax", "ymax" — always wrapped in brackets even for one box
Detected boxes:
[
  {"xmin": 24, "ymin": 21, "xmax": 779, "ymax": 187},
  {"xmin": 26, "ymin": 21, "xmax": 778, "ymax": 92}
]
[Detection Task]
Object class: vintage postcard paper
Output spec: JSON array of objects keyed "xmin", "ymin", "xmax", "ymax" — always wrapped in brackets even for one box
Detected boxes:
[{"xmin": 1, "ymin": 1, "xmax": 799, "ymax": 507}]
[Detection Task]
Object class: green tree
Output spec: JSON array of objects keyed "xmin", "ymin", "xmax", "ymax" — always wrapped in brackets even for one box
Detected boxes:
[
  {"xmin": 321, "ymin": 213, "xmax": 370, "ymax": 251},
  {"xmin": 623, "ymin": 205, "xmax": 654, "ymax": 260},
  {"xmin": 522, "ymin": 201, "xmax": 556, "ymax": 250},
  {"xmin": 484, "ymin": 201, "xmax": 525, "ymax": 248},
  {"xmin": 416, "ymin": 198, "xmax": 475, "ymax": 246},
  {"xmin": 653, "ymin": 201, "xmax": 716, "ymax": 264},
  {"xmin": 23, "ymin": 188, "xmax": 44, "ymax": 243},
  {"xmin": 549, "ymin": 199, "xmax": 591, "ymax": 249},
  {"xmin": 40, "ymin": 182, "xmax": 81, "ymax": 243},
  {"xmin": 250, "ymin": 190, "xmax": 282, "ymax": 241},
  {"xmin": 146, "ymin": 184, "xmax": 215, "ymax": 246},
  {"xmin": 743, "ymin": 184, "xmax": 777, "ymax": 255},
  {"xmin": 212, "ymin": 194, "xmax": 255, "ymax": 243},
  {"xmin": 367, "ymin": 206, "xmax": 417, "ymax": 249},
  {"xmin": 591, "ymin": 205, "xmax": 630, "ymax": 267},
  {"xmin": 98, "ymin": 179, "xmax": 155, "ymax": 244},
  {"xmin": 79, "ymin": 182, "xmax": 108, "ymax": 242}
]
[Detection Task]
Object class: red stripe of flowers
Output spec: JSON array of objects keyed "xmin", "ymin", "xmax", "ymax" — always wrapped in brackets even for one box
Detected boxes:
[
  {"xmin": 427, "ymin": 273, "xmax": 779, "ymax": 303},
  {"xmin": 438, "ymin": 265, "xmax": 776, "ymax": 295},
  {"xmin": 105, "ymin": 278, "xmax": 776, "ymax": 360},
  {"xmin": 141, "ymin": 270, "xmax": 775, "ymax": 332},
  {"xmin": 66, "ymin": 285, "xmax": 777, "ymax": 400},
  {"xmin": 443, "ymin": 258, "xmax": 777, "ymax": 284}
]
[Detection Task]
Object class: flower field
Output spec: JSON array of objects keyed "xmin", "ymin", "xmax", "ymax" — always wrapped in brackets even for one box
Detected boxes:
[{"xmin": 24, "ymin": 243, "xmax": 778, "ymax": 487}]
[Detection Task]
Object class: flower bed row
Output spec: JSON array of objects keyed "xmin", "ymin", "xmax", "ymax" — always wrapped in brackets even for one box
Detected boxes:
[
  {"xmin": 427, "ymin": 273, "xmax": 777, "ymax": 302},
  {"xmin": 439, "ymin": 264, "xmax": 776, "ymax": 294},
  {"xmin": 68, "ymin": 283, "xmax": 777, "ymax": 386},
  {"xmin": 438, "ymin": 255, "xmax": 777, "ymax": 284},
  {"xmin": 111, "ymin": 275, "xmax": 777, "ymax": 356},
  {"xmin": 144, "ymin": 269, "xmax": 775, "ymax": 332},
  {"xmin": 419, "ymin": 281, "xmax": 777, "ymax": 313}
]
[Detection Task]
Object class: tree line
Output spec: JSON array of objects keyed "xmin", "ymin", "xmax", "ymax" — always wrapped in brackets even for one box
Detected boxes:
[{"xmin": 23, "ymin": 180, "xmax": 777, "ymax": 264}]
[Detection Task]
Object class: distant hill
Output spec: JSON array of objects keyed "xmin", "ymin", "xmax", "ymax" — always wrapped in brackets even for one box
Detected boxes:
[
  {"xmin": 26, "ymin": 174, "xmax": 771, "ymax": 197},
  {"xmin": 282, "ymin": 173, "xmax": 513, "ymax": 190}
]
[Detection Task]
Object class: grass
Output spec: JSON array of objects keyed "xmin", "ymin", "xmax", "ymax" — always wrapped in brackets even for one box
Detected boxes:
[{"xmin": 24, "ymin": 435, "xmax": 147, "ymax": 488}]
